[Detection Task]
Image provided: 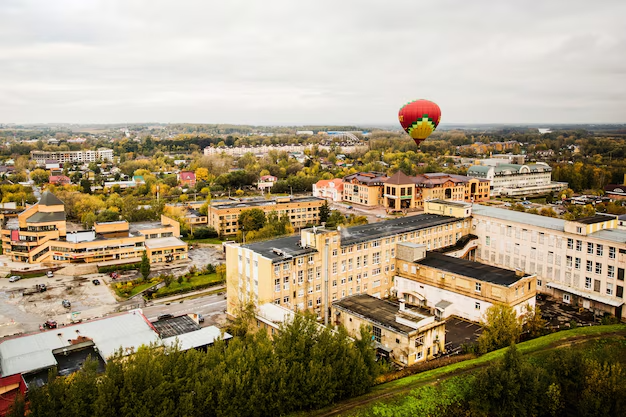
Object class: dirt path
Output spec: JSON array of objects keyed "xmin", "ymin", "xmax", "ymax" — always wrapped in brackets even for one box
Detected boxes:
[{"xmin": 309, "ymin": 329, "xmax": 626, "ymax": 417}]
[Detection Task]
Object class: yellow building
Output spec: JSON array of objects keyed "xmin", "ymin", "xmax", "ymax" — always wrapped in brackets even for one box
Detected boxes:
[
  {"xmin": 382, "ymin": 171, "xmax": 490, "ymax": 213},
  {"xmin": 207, "ymin": 196, "xmax": 324, "ymax": 237},
  {"xmin": 1, "ymin": 192, "xmax": 187, "ymax": 265},
  {"xmin": 225, "ymin": 211, "xmax": 473, "ymax": 321},
  {"xmin": 394, "ymin": 243, "xmax": 537, "ymax": 322},
  {"xmin": 342, "ymin": 172, "xmax": 388, "ymax": 207},
  {"xmin": 332, "ymin": 294, "xmax": 445, "ymax": 366}
]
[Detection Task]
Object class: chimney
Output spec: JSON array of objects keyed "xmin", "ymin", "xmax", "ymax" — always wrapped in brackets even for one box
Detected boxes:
[
  {"xmin": 399, "ymin": 298, "xmax": 406, "ymax": 312},
  {"xmin": 515, "ymin": 268, "xmax": 524, "ymax": 277}
]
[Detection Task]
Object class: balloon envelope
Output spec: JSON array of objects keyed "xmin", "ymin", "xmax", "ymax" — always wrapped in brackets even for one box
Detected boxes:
[{"xmin": 398, "ymin": 99, "xmax": 441, "ymax": 146}]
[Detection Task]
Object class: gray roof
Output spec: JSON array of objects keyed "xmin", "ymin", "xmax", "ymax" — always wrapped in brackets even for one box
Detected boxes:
[
  {"xmin": 333, "ymin": 294, "xmax": 431, "ymax": 335},
  {"xmin": 39, "ymin": 191, "xmax": 64, "ymax": 206},
  {"xmin": 588, "ymin": 228, "xmax": 626, "ymax": 244},
  {"xmin": 211, "ymin": 196, "xmax": 322, "ymax": 210},
  {"xmin": 162, "ymin": 326, "xmax": 232, "ymax": 350},
  {"xmin": 575, "ymin": 214, "xmax": 616, "ymax": 225},
  {"xmin": 0, "ymin": 312, "xmax": 160, "ymax": 377},
  {"xmin": 416, "ymin": 252, "xmax": 529, "ymax": 286},
  {"xmin": 339, "ymin": 214, "xmax": 458, "ymax": 246},
  {"xmin": 151, "ymin": 315, "xmax": 200, "ymax": 338},
  {"xmin": 472, "ymin": 204, "xmax": 566, "ymax": 232},
  {"xmin": 26, "ymin": 211, "xmax": 66, "ymax": 224},
  {"xmin": 467, "ymin": 165, "xmax": 491, "ymax": 174},
  {"xmin": 242, "ymin": 235, "xmax": 317, "ymax": 262}
]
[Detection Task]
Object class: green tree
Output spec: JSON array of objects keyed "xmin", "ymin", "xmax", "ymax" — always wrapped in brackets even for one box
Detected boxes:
[
  {"xmin": 478, "ymin": 303, "xmax": 521, "ymax": 353},
  {"xmin": 80, "ymin": 179, "xmax": 92, "ymax": 194},
  {"xmin": 319, "ymin": 200, "xmax": 330, "ymax": 223},
  {"xmin": 30, "ymin": 168, "xmax": 50, "ymax": 185},
  {"xmin": 520, "ymin": 303, "xmax": 546, "ymax": 338},
  {"xmin": 238, "ymin": 208, "xmax": 266, "ymax": 232},
  {"xmin": 140, "ymin": 251, "xmax": 150, "ymax": 282}
]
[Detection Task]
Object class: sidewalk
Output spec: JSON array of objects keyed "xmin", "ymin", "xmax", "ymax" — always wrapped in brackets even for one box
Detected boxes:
[{"xmin": 147, "ymin": 284, "xmax": 226, "ymax": 305}]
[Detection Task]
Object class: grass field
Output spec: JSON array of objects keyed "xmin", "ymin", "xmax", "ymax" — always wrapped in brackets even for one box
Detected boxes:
[
  {"xmin": 112, "ymin": 281, "xmax": 156, "ymax": 298},
  {"xmin": 155, "ymin": 272, "xmax": 223, "ymax": 297},
  {"xmin": 183, "ymin": 237, "xmax": 223, "ymax": 245},
  {"xmin": 5, "ymin": 271, "xmax": 46, "ymax": 279},
  {"xmin": 306, "ymin": 324, "xmax": 626, "ymax": 417}
]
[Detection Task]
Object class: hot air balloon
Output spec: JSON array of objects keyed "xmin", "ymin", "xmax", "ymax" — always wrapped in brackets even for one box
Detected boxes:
[{"xmin": 398, "ymin": 99, "xmax": 441, "ymax": 147}]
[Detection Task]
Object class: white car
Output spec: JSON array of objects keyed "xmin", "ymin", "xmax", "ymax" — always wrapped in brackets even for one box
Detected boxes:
[
  {"xmin": 47, "ymin": 271, "xmax": 54, "ymax": 278},
  {"xmin": 8, "ymin": 276, "xmax": 21, "ymax": 282}
]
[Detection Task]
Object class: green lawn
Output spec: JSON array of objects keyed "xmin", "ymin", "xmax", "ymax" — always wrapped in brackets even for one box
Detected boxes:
[
  {"xmin": 5, "ymin": 272, "xmax": 46, "ymax": 279},
  {"xmin": 389, "ymin": 323, "xmax": 626, "ymax": 388},
  {"xmin": 112, "ymin": 281, "xmax": 156, "ymax": 299},
  {"xmin": 183, "ymin": 237, "xmax": 223, "ymax": 245},
  {"xmin": 155, "ymin": 272, "xmax": 224, "ymax": 297}
]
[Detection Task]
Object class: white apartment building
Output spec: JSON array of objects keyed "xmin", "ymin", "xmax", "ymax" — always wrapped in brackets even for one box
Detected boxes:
[
  {"xmin": 31, "ymin": 148, "xmax": 114, "ymax": 164},
  {"xmin": 467, "ymin": 163, "xmax": 567, "ymax": 197},
  {"xmin": 471, "ymin": 204, "xmax": 626, "ymax": 320},
  {"xmin": 204, "ymin": 143, "xmax": 368, "ymax": 157}
]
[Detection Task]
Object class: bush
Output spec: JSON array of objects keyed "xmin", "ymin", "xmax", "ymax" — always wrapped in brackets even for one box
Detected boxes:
[
  {"xmin": 192, "ymin": 226, "xmax": 219, "ymax": 239},
  {"xmin": 98, "ymin": 262, "xmax": 141, "ymax": 274}
]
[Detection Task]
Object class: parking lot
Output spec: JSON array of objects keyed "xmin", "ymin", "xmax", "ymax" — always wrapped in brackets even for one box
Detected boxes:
[
  {"xmin": 537, "ymin": 296, "xmax": 597, "ymax": 328},
  {"xmin": 444, "ymin": 316, "xmax": 482, "ymax": 351}
]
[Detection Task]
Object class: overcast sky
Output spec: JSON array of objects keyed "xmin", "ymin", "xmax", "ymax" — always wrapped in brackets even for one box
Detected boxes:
[{"xmin": 1, "ymin": 0, "xmax": 625, "ymax": 125}]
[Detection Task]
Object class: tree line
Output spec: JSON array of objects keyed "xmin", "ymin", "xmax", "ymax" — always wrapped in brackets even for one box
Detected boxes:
[{"xmin": 12, "ymin": 314, "xmax": 381, "ymax": 417}]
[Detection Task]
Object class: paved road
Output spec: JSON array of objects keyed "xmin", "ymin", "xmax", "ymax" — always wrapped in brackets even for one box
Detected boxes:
[{"xmin": 142, "ymin": 292, "xmax": 227, "ymax": 326}]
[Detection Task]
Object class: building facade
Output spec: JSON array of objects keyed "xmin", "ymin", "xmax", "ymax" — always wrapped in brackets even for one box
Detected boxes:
[
  {"xmin": 394, "ymin": 244, "xmax": 536, "ymax": 322},
  {"xmin": 1, "ymin": 192, "xmax": 187, "ymax": 265},
  {"xmin": 31, "ymin": 149, "xmax": 114, "ymax": 165},
  {"xmin": 471, "ymin": 204, "xmax": 626, "ymax": 320},
  {"xmin": 342, "ymin": 172, "xmax": 388, "ymax": 207},
  {"xmin": 312, "ymin": 178, "xmax": 343, "ymax": 202},
  {"xmin": 208, "ymin": 196, "xmax": 324, "ymax": 236},
  {"xmin": 467, "ymin": 163, "xmax": 567, "ymax": 197},
  {"xmin": 382, "ymin": 172, "xmax": 490, "ymax": 212},
  {"xmin": 225, "ymin": 212, "xmax": 473, "ymax": 321},
  {"xmin": 332, "ymin": 294, "xmax": 445, "ymax": 366}
]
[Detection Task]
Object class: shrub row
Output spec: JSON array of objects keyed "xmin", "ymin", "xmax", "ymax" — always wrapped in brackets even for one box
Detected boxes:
[
  {"xmin": 151, "ymin": 280, "xmax": 224, "ymax": 298},
  {"xmin": 98, "ymin": 263, "xmax": 141, "ymax": 274}
]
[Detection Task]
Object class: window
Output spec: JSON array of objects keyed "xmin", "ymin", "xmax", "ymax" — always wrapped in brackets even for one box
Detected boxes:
[
  {"xmin": 609, "ymin": 247, "xmax": 616, "ymax": 259},
  {"xmin": 298, "ymin": 270, "xmax": 304, "ymax": 283},
  {"xmin": 563, "ymin": 293, "xmax": 570, "ymax": 303},
  {"xmin": 332, "ymin": 262, "xmax": 337, "ymax": 274},
  {"xmin": 585, "ymin": 277, "xmax": 592, "ymax": 289},
  {"xmin": 586, "ymin": 260, "xmax": 593, "ymax": 272},
  {"xmin": 576, "ymin": 240, "xmax": 582, "ymax": 251},
  {"xmin": 475, "ymin": 282, "xmax": 482, "ymax": 292},
  {"xmin": 587, "ymin": 242, "xmax": 594, "ymax": 254},
  {"xmin": 348, "ymin": 259, "xmax": 353, "ymax": 270},
  {"xmin": 537, "ymin": 279, "xmax": 542, "ymax": 287},
  {"xmin": 566, "ymin": 256, "xmax": 572, "ymax": 268},
  {"xmin": 596, "ymin": 244, "xmax": 603, "ymax": 256},
  {"xmin": 274, "ymin": 278, "xmax": 280, "ymax": 292},
  {"xmin": 475, "ymin": 302, "xmax": 481, "ymax": 310},
  {"xmin": 607, "ymin": 283, "xmax": 614, "ymax": 296},
  {"xmin": 341, "ymin": 260, "xmax": 346, "ymax": 272},
  {"xmin": 595, "ymin": 262, "xmax": 602, "ymax": 275},
  {"xmin": 575, "ymin": 257, "xmax": 581, "ymax": 270},
  {"xmin": 486, "ymin": 236, "xmax": 490, "ymax": 246},
  {"xmin": 363, "ymin": 255, "xmax": 368, "ymax": 267},
  {"xmin": 608, "ymin": 265, "xmax": 615, "ymax": 278},
  {"xmin": 332, "ymin": 249, "xmax": 338, "ymax": 257},
  {"xmin": 567, "ymin": 238, "xmax": 573, "ymax": 249},
  {"xmin": 332, "ymin": 280, "xmax": 337, "ymax": 287},
  {"xmin": 283, "ymin": 296, "xmax": 290, "ymax": 304},
  {"xmin": 372, "ymin": 326, "xmax": 382, "ymax": 343},
  {"xmin": 617, "ymin": 286, "xmax": 624, "ymax": 298},
  {"xmin": 415, "ymin": 335, "xmax": 424, "ymax": 346}
]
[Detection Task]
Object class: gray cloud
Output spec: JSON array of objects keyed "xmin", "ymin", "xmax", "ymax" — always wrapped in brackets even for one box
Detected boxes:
[{"xmin": 0, "ymin": 0, "xmax": 624, "ymax": 124}]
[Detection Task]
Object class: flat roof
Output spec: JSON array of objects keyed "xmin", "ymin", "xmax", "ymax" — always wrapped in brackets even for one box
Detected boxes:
[
  {"xmin": 428, "ymin": 199, "xmax": 471, "ymax": 208},
  {"xmin": 416, "ymin": 252, "xmax": 530, "ymax": 286},
  {"xmin": 162, "ymin": 326, "xmax": 232, "ymax": 350},
  {"xmin": 151, "ymin": 315, "xmax": 200, "ymax": 339},
  {"xmin": 242, "ymin": 235, "xmax": 317, "ymax": 262},
  {"xmin": 0, "ymin": 312, "xmax": 160, "ymax": 377},
  {"xmin": 588, "ymin": 228, "xmax": 626, "ymax": 244},
  {"xmin": 339, "ymin": 214, "xmax": 458, "ymax": 246},
  {"xmin": 575, "ymin": 215, "xmax": 615, "ymax": 225},
  {"xmin": 145, "ymin": 236, "xmax": 187, "ymax": 249},
  {"xmin": 472, "ymin": 204, "xmax": 566, "ymax": 232},
  {"xmin": 547, "ymin": 282, "xmax": 623, "ymax": 307},
  {"xmin": 211, "ymin": 196, "xmax": 323, "ymax": 210},
  {"xmin": 129, "ymin": 221, "xmax": 163, "ymax": 231},
  {"xmin": 333, "ymin": 294, "xmax": 428, "ymax": 335}
]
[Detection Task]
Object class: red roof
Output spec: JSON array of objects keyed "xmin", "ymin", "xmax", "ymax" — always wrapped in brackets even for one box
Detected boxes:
[
  {"xmin": 180, "ymin": 171, "xmax": 195, "ymax": 180},
  {"xmin": 49, "ymin": 175, "xmax": 70, "ymax": 183},
  {"xmin": 315, "ymin": 178, "xmax": 343, "ymax": 191}
]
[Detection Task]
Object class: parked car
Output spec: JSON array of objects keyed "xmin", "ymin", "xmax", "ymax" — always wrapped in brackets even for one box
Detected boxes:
[
  {"xmin": 92, "ymin": 279, "xmax": 101, "ymax": 285},
  {"xmin": 43, "ymin": 319, "xmax": 57, "ymax": 329},
  {"xmin": 8, "ymin": 276, "xmax": 21, "ymax": 282},
  {"xmin": 158, "ymin": 313, "xmax": 174, "ymax": 320},
  {"xmin": 198, "ymin": 313, "xmax": 205, "ymax": 323},
  {"xmin": 62, "ymin": 299, "xmax": 71, "ymax": 308},
  {"xmin": 47, "ymin": 271, "xmax": 54, "ymax": 278}
]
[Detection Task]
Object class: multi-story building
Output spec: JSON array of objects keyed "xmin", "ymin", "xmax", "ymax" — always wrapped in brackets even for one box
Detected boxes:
[
  {"xmin": 207, "ymin": 196, "xmax": 324, "ymax": 237},
  {"xmin": 342, "ymin": 172, "xmax": 388, "ymax": 207},
  {"xmin": 225, "ymin": 212, "xmax": 473, "ymax": 321},
  {"xmin": 382, "ymin": 171, "xmax": 490, "ymax": 212},
  {"xmin": 332, "ymin": 294, "xmax": 445, "ymax": 366},
  {"xmin": 471, "ymin": 204, "xmax": 626, "ymax": 320},
  {"xmin": 1, "ymin": 192, "xmax": 187, "ymax": 265},
  {"xmin": 31, "ymin": 148, "xmax": 114, "ymax": 165},
  {"xmin": 394, "ymin": 243, "xmax": 536, "ymax": 322},
  {"xmin": 312, "ymin": 178, "xmax": 343, "ymax": 202},
  {"xmin": 467, "ymin": 163, "xmax": 567, "ymax": 197}
]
